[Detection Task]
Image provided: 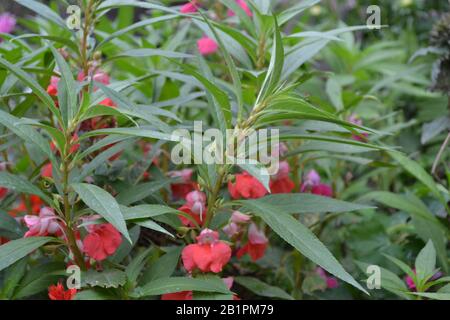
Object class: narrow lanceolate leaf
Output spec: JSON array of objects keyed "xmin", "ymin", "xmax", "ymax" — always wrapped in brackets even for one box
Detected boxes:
[
  {"xmin": 389, "ymin": 151, "xmax": 445, "ymax": 204},
  {"xmin": 241, "ymin": 193, "xmax": 373, "ymax": 214},
  {"xmin": 0, "ymin": 57, "xmax": 61, "ymax": 123},
  {"xmin": 72, "ymin": 183, "xmax": 131, "ymax": 243},
  {"xmin": 79, "ymin": 127, "xmax": 178, "ymax": 142},
  {"xmin": 197, "ymin": 8, "xmax": 244, "ymax": 118},
  {"xmin": 0, "ymin": 172, "xmax": 52, "ymax": 205},
  {"xmin": 0, "ymin": 237, "xmax": 54, "ymax": 272},
  {"xmin": 237, "ymin": 199, "xmax": 368, "ymax": 294},
  {"xmin": 415, "ymin": 240, "xmax": 436, "ymax": 282},
  {"xmin": 234, "ymin": 276, "xmax": 294, "ymax": 300},
  {"xmin": 15, "ymin": 0, "xmax": 68, "ymax": 29},
  {"xmin": 49, "ymin": 46, "xmax": 78, "ymax": 127},
  {"xmin": 256, "ymin": 16, "xmax": 284, "ymax": 105},
  {"xmin": 133, "ymin": 277, "xmax": 231, "ymax": 298}
]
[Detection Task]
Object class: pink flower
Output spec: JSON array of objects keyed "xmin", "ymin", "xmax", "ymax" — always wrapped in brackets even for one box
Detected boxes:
[
  {"xmin": 348, "ymin": 114, "xmax": 369, "ymax": 141},
  {"xmin": 82, "ymin": 223, "xmax": 122, "ymax": 261},
  {"xmin": 0, "ymin": 13, "xmax": 16, "ymax": 35},
  {"xmin": 231, "ymin": 211, "xmax": 251, "ymax": 224},
  {"xmin": 223, "ymin": 211, "xmax": 250, "ymax": 238},
  {"xmin": 24, "ymin": 207, "xmax": 62, "ymax": 237},
  {"xmin": 41, "ymin": 163, "xmax": 53, "ymax": 178},
  {"xmin": 46, "ymin": 76, "xmax": 60, "ymax": 96},
  {"xmin": 48, "ymin": 282, "xmax": 77, "ymax": 300},
  {"xmin": 223, "ymin": 222, "xmax": 240, "ymax": 238},
  {"xmin": 301, "ymin": 170, "xmax": 333, "ymax": 197},
  {"xmin": 228, "ymin": 0, "xmax": 253, "ymax": 17},
  {"xmin": 178, "ymin": 190, "xmax": 207, "ymax": 227},
  {"xmin": 228, "ymin": 172, "xmax": 268, "ymax": 199},
  {"xmin": 180, "ymin": 1, "xmax": 199, "ymax": 13},
  {"xmin": 316, "ymin": 267, "xmax": 339, "ymax": 289},
  {"xmin": 197, "ymin": 36, "xmax": 218, "ymax": 56},
  {"xmin": 237, "ymin": 223, "xmax": 268, "ymax": 261},
  {"xmin": 182, "ymin": 229, "xmax": 232, "ymax": 273}
]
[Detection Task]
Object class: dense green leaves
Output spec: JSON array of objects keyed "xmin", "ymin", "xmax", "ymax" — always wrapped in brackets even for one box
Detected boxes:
[
  {"xmin": 0, "ymin": 237, "xmax": 54, "ymax": 272},
  {"xmin": 72, "ymin": 183, "xmax": 131, "ymax": 242},
  {"xmin": 237, "ymin": 199, "xmax": 368, "ymax": 294}
]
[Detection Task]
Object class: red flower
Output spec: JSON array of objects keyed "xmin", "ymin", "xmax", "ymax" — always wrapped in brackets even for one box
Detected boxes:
[
  {"xmin": 237, "ymin": 223, "xmax": 268, "ymax": 261},
  {"xmin": 178, "ymin": 190, "xmax": 207, "ymax": 227},
  {"xmin": 48, "ymin": 282, "xmax": 77, "ymax": 300},
  {"xmin": 0, "ymin": 187, "xmax": 7, "ymax": 200},
  {"xmin": 269, "ymin": 161, "xmax": 295, "ymax": 194},
  {"xmin": 182, "ymin": 229, "xmax": 231, "ymax": 273},
  {"xmin": 169, "ymin": 169, "xmax": 197, "ymax": 200},
  {"xmin": 311, "ymin": 184, "xmax": 333, "ymax": 197},
  {"xmin": 228, "ymin": 172, "xmax": 268, "ymax": 199},
  {"xmin": 9, "ymin": 194, "xmax": 43, "ymax": 216},
  {"xmin": 83, "ymin": 223, "xmax": 122, "ymax": 261},
  {"xmin": 161, "ymin": 291, "xmax": 193, "ymax": 300}
]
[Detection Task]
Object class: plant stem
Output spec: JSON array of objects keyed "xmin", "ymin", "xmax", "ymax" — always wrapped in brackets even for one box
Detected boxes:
[
  {"xmin": 204, "ymin": 167, "xmax": 228, "ymax": 228},
  {"xmin": 62, "ymin": 142, "xmax": 86, "ymax": 270}
]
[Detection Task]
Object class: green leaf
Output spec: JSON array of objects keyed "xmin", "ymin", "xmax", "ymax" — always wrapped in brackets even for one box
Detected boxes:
[
  {"xmin": 0, "ymin": 107, "xmax": 56, "ymax": 163},
  {"xmin": 234, "ymin": 276, "xmax": 294, "ymax": 300},
  {"xmin": 256, "ymin": 15, "xmax": 284, "ymax": 105},
  {"xmin": 0, "ymin": 172, "xmax": 52, "ymax": 205},
  {"xmin": 133, "ymin": 277, "xmax": 231, "ymax": 298},
  {"xmin": 356, "ymin": 261, "xmax": 410, "ymax": 300},
  {"xmin": 415, "ymin": 240, "xmax": 436, "ymax": 283},
  {"xmin": 116, "ymin": 180, "xmax": 172, "ymax": 206},
  {"xmin": 79, "ymin": 127, "xmax": 178, "ymax": 142},
  {"xmin": 0, "ymin": 257, "xmax": 28, "ymax": 299},
  {"xmin": 82, "ymin": 269, "xmax": 127, "ymax": 288},
  {"xmin": 125, "ymin": 248, "xmax": 152, "ymax": 286},
  {"xmin": 0, "ymin": 57, "xmax": 61, "ymax": 123},
  {"xmin": 120, "ymin": 204, "xmax": 181, "ymax": 220},
  {"xmin": 326, "ymin": 76, "xmax": 344, "ymax": 111},
  {"xmin": 141, "ymin": 247, "xmax": 182, "ymax": 284},
  {"xmin": 15, "ymin": 0, "xmax": 68, "ymax": 29},
  {"xmin": 363, "ymin": 191, "xmax": 448, "ymax": 272},
  {"xmin": 237, "ymin": 199, "xmax": 368, "ymax": 294},
  {"xmin": 389, "ymin": 151, "xmax": 445, "ymax": 204},
  {"xmin": 0, "ymin": 209, "xmax": 24, "ymax": 239},
  {"xmin": 72, "ymin": 183, "xmax": 131, "ymax": 243},
  {"xmin": 135, "ymin": 219, "xmax": 174, "ymax": 238},
  {"xmin": 49, "ymin": 45, "xmax": 78, "ymax": 127},
  {"xmin": 0, "ymin": 237, "xmax": 54, "ymax": 272},
  {"xmin": 242, "ymin": 193, "xmax": 373, "ymax": 214},
  {"xmin": 111, "ymin": 48, "xmax": 193, "ymax": 60}
]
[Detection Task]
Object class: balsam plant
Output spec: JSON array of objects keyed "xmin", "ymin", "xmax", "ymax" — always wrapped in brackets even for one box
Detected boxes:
[{"xmin": 0, "ymin": 0, "xmax": 448, "ymax": 300}]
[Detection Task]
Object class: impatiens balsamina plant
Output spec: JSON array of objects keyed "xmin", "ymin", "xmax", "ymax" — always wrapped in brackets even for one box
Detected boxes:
[{"xmin": 0, "ymin": 0, "xmax": 448, "ymax": 301}]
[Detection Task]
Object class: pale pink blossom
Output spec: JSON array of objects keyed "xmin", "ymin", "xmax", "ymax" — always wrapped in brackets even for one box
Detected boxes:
[
  {"xmin": 168, "ymin": 169, "xmax": 193, "ymax": 183},
  {"xmin": 24, "ymin": 207, "xmax": 62, "ymax": 237},
  {"xmin": 231, "ymin": 211, "xmax": 251, "ymax": 224},
  {"xmin": 0, "ymin": 13, "xmax": 16, "ymax": 34}
]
